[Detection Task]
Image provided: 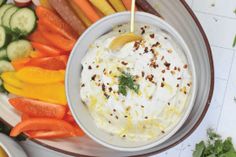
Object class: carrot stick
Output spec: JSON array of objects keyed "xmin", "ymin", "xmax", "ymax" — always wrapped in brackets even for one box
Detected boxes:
[
  {"xmin": 68, "ymin": 0, "xmax": 92, "ymax": 27},
  {"xmin": 122, "ymin": 0, "xmax": 137, "ymax": 11},
  {"xmin": 72, "ymin": 0, "xmax": 101, "ymax": 23},
  {"xmin": 89, "ymin": 0, "xmax": 115, "ymax": 16},
  {"xmin": 108, "ymin": 0, "xmax": 126, "ymax": 12}
]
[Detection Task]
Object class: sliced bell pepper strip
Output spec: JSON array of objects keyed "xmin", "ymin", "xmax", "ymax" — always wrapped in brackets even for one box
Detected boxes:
[
  {"xmin": 31, "ymin": 42, "xmax": 65, "ymax": 56},
  {"xmin": 10, "ymin": 118, "xmax": 76, "ymax": 137},
  {"xmin": 38, "ymin": 24, "xmax": 76, "ymax": 52},
  {"xmin": 30, "ymin": 51, "xmax": 48, "ymax": 58},
  {"xmin": 9, "ymin": 98, "xmax": 66, "ymax": 119},
  {"xmin": 1, "ymin": 72, "xmax": 23, "ymax": 88},
  {"xmin": 63, "ymin": 114, "xmax": 76, "ymax": 123},
  {"xmin": 3, "ymin": 82, "xmax": 67, "ymax": 105},
  {"xmin": 36, "ymin": 6, "xmax": 78, "ymax": 40},
  {"xmin": 15, "ymin": 67, "xmax": 65, "ymax": 84},
  {"xmin": 26, "ymin": 130, "xmax": 75, "ymax": 139},
  {"xmin": 21, "ymin": 114, "xmax": 30, "ymax": 121},
  {"xmin": 11, "ymin": 58, "xmax": 31, "ymax": 71},
  {"xmin": 28, "ymin": 28, "xmax": 49, "ymax": 45},
  {"xmin": 26, "ymin": 55, "xmax": 68, "ymax": 70}
]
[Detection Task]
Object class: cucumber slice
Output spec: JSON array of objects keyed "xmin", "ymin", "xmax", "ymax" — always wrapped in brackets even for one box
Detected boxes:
[
  {"xmin": 0, "ymin": 0, "xmax": 7, "ymax": 6},
  {"xmin": 7, "ymin": 40, "xmax": 32, "ymax": 61},
  {"xmin": 0, "ymin": 60, "xmax": 14, "ymax": 73},
  {"xmin": 0, "ymin": 4, "xmax": 13, "ymax": 25},
  {"xmin": 0, "ymin": 48, "xmax": 7, "ymax": 60},
  {"xmin": 2, "ymin": 6, "xmax": 18, "ymax": 28},
  {"xmin": 0, "ymin": 26, "xmax": 11, "ymax": 49},
  {"xmin": 10, "ymin": 8, "xmax": 36, "ymax": 35}
]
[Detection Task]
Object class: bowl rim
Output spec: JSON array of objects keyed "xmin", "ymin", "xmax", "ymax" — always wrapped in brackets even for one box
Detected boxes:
[
  {"xmin": 0, "ymin": 0, "xmax": 214, "ymax": 156},
  {"xmin": 65, "ymin": 11, "xmax": 198, "ymax": 152}
]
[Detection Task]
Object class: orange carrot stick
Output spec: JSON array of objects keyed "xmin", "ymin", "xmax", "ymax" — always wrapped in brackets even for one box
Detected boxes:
[
  {"xmin": 72, "ymin": 0, "xmax": 101, "ymax": 23},
  {"xmin": 122, "ymin": 0, "xmax": 137, "ymax": 11}
]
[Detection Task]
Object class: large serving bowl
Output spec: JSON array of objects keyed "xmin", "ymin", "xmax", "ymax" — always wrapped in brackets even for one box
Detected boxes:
[
  {"xmin": 66, "ymin": 12, "xmax": 197, "ymax": 151},
  {"xmin": 0, "ymin": 0, "xmax": 214, "ymax": 156}
]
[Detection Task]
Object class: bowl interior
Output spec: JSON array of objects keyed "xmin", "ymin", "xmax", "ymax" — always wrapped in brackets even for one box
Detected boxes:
[{"xmin": 66, "ymin": 12, "xmax": 197, "ymax": 151}]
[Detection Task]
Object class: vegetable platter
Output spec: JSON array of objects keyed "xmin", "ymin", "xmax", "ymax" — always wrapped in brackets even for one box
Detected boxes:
[{"xmin": 0, "ymin": 0, "xmax": 214, "ymax": 156}]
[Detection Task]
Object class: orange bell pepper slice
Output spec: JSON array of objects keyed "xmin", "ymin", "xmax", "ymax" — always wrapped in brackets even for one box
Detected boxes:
[
  {"xmin": 10, "ymin": 118, "xmax": 76, "ymax": 137},
  {"xmin": 28, "ymin": 28, "xmax": 49, "ymax": 45},
  {"xmin": 9, "ymin": 98, "xmax": 67, "ymax": 119},
  {"xmin": 35, "ymin": 6, "xmax": 78, "ymax": 40},
  {"xmin": 31, "ymin": 42, "xmax": 65, "ymax": 56}
]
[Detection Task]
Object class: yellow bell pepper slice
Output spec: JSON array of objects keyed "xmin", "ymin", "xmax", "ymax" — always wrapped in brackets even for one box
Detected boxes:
[
  {"xmin": 4, "ymin": 82, "xmax": 67, "ymax": 105},
  {"xmin": 1, "ymin": 72, "xmax": 23, "ymax": 88},
  {"xmin": 15, "ymin": 67, "xmax": 65, "ymax": 84}
]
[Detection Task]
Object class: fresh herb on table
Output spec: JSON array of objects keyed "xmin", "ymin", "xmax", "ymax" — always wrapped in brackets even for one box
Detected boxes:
[
  {"xmin": 193, "ymin": 129, "xmax": 236, "ymax": 157},
  {"xmin": 233, "ymin": 35, "xmax": 236, "ymax": 48},
  {"xmin": 0, "ymin": 122, "xmax": 26, "ymax": 142},
  {"xmin": 118, "ymin": 72, "xmax": 139, "ymax": 96}
]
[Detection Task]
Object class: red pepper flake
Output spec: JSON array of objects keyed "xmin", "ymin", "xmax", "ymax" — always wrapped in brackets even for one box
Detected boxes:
[
  {"xmin": 102, "ymin": 83, "xmax": 106, "ymax": 91},
  {"xmin": 161, "ymin": 56, "xmax": 164, "ymax": 61},
  {"xmin": 161, "ymin": 82, "xmax": 165, "ymax": 87},
  {"xmin": 133, "ymin": 41, "xmax": 141, "ymax": 50},
  {"xmin": 141, "ymin": 27, "xmax": 145, "ymax": 34},
  {"xmin": 113, "ymin": 109, "xmax": 116, "ymax": 112},
  {"xmin": 162, "ymin": 77, "xmax": 165, "ymax": 81},
  {"xmin": 141, "ymin": 71, "xmax": 145, "ymax": 77},
  {"xmin": 183, "ymin": 64, "xmax": 188, "ymax": 69},
  {"xmin": 174, "ymin": 66, "xmax": 177, "ymax": 70},
  {"xmin": 176, "ymin": 84, "xmax": 179, "ymax": 87},
  {"xmin": 177, "ymin": 77, "xmax": 182, "ymax": 80},
  {"xmin": 162, "ymin": 70, "xmax": 165, "ymax": 73},
  {"xmin": 152, "ymin": 41, "xmax": 160, "ymax": 47},
  {"xmin": 121, "ymin": 61, "xmax": 128, "ymax": 65},
  {"xmin": 164, "ymin": 61, "xmax": 171, "ymax": 68},
  {"xmin": 150, "ymin": 34, "xmax": 155, "ymax": 38},
  {"xmin": 91, "ymin": 75, "xmax": 96, "ymax": 81},
  {"xmin": 167, "ymin": 49, "xmax": 173, "ymax": 53},
  {"xmin": 187, "ymin": 83, "xmax": 191, "ymax": 87},
  {"xmin": 177, "ymin": 67, "xmax": 181, "ymax": 72},
  {"xmin": 146, "ymin": 74, "xmax": 154, "ymax": 82},
  {"xmin": 144, "ymin": 47, "xmax": 149, "ymax": 53},
  {"xmin": 88, "ymin": 65, "xmax": 92, "ymax": 70}
]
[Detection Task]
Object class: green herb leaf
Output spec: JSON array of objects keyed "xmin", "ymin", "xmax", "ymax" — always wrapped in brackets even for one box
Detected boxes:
[
  {"xmin": 193, "ymin": 141, "xmax": 206, "ymax": 157},
  {"xmin": 118, "ymin": 72, "xmax": 139, "ymax": 96},
  {"xmin": 233, "ymin": 35, "xmax": 236, "ymax": 48},
  {"xmin": 193, "ymin": 129, "xmax": 236, "ymax": 157}
]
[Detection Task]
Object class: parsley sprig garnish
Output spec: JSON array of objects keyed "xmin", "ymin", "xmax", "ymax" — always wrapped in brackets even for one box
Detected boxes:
[
  {"xmin": 118, "ymin": 72, "xmax": 139, "ymax": 96},
  {"xmin": 193, "ymin": 129, "xmax": 236, "ymax": 157}
]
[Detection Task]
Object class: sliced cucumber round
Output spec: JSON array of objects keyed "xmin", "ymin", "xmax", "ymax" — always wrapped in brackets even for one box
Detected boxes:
[
  {"xmin": 2, "ymin": 6, "xmax": 18, "ymax": 28},
  {"xmin": 0, "ymin": 48, "xmax": 7, "ymax": 60},
  {"xmin": 0, "ymin": 26, "xmax": 11, "ymax": 49},
  {"xmin": 7, "ymin": 39, "xmax": 32, "ymax": 61},
  {"xmin": 0, "ymin": 4, "xmax": 13, "ymax": 25},
  {"xmin": 0, "ymin": 60, "xmax": 14, "ymax": 73},
  {"xmin": 10, "ymin": 8, "xmax": 36, "ymax": 35}
]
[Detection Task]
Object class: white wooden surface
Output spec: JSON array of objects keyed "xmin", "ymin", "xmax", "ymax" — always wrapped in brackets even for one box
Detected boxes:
[{"xmin": 19, "ymin": 1, "xmax": 236, "ymax": 156}]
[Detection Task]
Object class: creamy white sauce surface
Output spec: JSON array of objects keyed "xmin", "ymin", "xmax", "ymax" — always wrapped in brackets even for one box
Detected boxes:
[{"xmin": 80, "ymin": 23, "xmax": 192, "ymax": 141}]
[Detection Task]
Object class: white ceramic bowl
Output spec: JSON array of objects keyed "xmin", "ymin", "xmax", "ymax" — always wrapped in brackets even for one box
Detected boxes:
[
  {"xmin": 66, "ymin": 12, "xmax": 197, "ymax": 152},
  {"xmin": 0, "ymin": 133, "xmax": 27, "ymax": 157}
]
